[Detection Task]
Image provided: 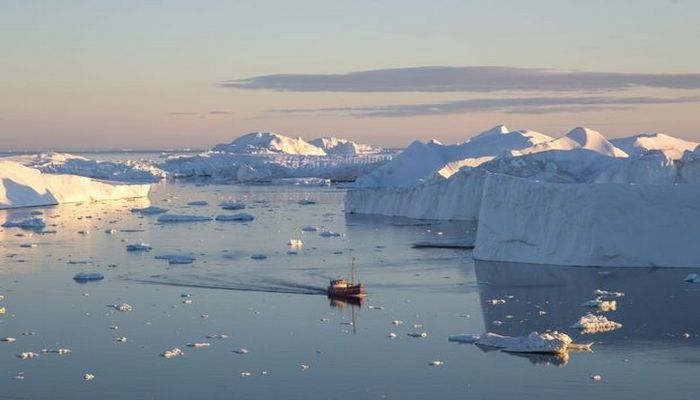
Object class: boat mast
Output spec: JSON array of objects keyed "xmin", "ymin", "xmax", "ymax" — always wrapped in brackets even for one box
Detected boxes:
[{"xmin": 351, "ymin": 257, "xmax": 356, "ymax": 285}]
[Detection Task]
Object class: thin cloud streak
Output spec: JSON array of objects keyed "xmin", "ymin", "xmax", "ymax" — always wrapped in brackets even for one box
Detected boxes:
[
  {"xmin": 222, "ymin": 66, "xmax": 700, "ymax": 93},
  {"xmin": 271, "ymin": 96, "xmax": 700, "ymax": 117}
]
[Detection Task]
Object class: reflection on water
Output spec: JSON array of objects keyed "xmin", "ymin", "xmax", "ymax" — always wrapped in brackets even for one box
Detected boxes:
[{"xmin": 475, "ymin": 260, "xmax": 700, "ymax": 346}]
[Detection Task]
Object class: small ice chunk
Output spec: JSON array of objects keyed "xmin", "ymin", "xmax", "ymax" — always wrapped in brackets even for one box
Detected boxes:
[
  {"xmin": 162, "ymin": 347, "xmax": 184, "ymax": 358},
  {"xmin": 301, "ymin": 225, "xmax": 319, "ymax": 232},
  {"xmin": 448, "ymin": 334, "xmax": 481, "ymax": 344},
  {"xmin": 131, "ymin": 206, "xmax": 168, "ymax": 215},
  {"xmin": 41, "ymin": 348, "xmax": 71, "ymax": 355},
  {"xmin": 187, "ymin": 342, "xmax": 210, "ymax": 348},
  {"xmin": 126, "ymin": 243, "xmax": 152, "ymax": 252},
  {"xmin": 487, "ymin": 299, "xmax": 506, "ymax": 305},
  {"xmin": 590, "ymin": 375, "xmax": 602, "ymax": 381},
  {"xmin": 220, "ymin": 201, "xmax": 246, "ymax": 210},
  {"xmin": 684, "ymin": 273, "xmax": 700, "ymax": 283},
  {"xmin": 2, "ymin": 337, "xmax": 17, "ymax": 343},
  {"xmin": 155, "ymin": 254, "xmax": 196, "ymax": 264},
  {"xmin": 581, "ymin": 299, "xmax": 617, "ymax": 312},
  {"xmin": 593, "ymin": 289, "xmax": 624, "ymax": 298},
  {"xmin": 571, "ymin": 314, "xmax": 622, "ymax": 333},
  {"xmin": 428, "ymin": 360, "xmax": 444, "ymax": 366},
  {"xmin": 300, "ymin": 364, "xmax": 310, "ymax": 370},
  {"xmin": 2, "ymin": 218, "xmax": 46, "ymax": 231},
  {"xmin": 73, "ymin": 272, "xmax": 104, "ymax": 282},
  {"xmin": 387, "ymin": 332, "xmax": 397, "ymax": 339},
  {"xmin": 298, "ymin": 200, "xmax": 316, "ymax": 205},
  {"xmin": 105, "ymin": 229, "xmax": 117, "ymax": 234},
  {"xmin": 84, "ymin": 373, "xmax": 95, "ymax": 381},
  {"xmin": 319, "ymin": 231, "xmax": 341, "ymax": 238},
  {"xmin": 187, "ymin": 200, "xmax": 208, "ymax": 206},
  {"xmin": 112, "ymin": 303, "xmax": 133, "ymax": 312},
  {"xmin": 18, "ymin": 352, "xmax": 39, "ymax": 359},
  {"xmin": 116, "ymin": 336, "xmax": 128, "ymax": 343},
  {"xmin": 232, "ymin": 348, "xmax": 248, "ymax": 354},
  {"xmin": 407, "ymin": 332, "xmax": 428, "ymax": 338},
  {"xmin": 215, "ymin": 213, "xmax": 255, "ymax": 222},
  {"xmin": 288, "ymin": 239, "xmax": 303, "ymax": 248},
  {"xmin": 240, "ymin": 371, "xmax": 252, "ymax": 377},
  {"xmin": 157, "ymin": 214, "xmax": 212, "ymax": 223},
  {"xmin": 206, "ymin": 334, "xmax": 228, "ymax": 339},
  {"xmin": 391, "ymin": 320, "xmax": 404, "ymax": 325},
  {"xmin": 250, "ymin": 254, "xmax": 267, "ymax": 260}
]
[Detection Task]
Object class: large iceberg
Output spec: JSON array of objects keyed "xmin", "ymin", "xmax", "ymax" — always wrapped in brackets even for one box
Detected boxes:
[
  {"xmin": 5, "ymin": 152, "xmax": 166, "ymax": 183},
  {"xmin": 160, "ymin": 132, "xmax": 394, "ymax": 182},
  {"xmin": 473, "ymin": 173, "xmax": 700, "ymax": 268},
  {"xmin": 354, "ymin": 125, "xmax": 553, "ymax": 188},
  {"xmin": 0, "ymin": 160, "xmax": 150, "ymax": 209}
]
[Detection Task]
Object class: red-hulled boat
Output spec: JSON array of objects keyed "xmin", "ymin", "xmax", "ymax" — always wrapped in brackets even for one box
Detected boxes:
[{"xmin": 328, "ymin": 258, "xmax": 365, "ymax": 299}]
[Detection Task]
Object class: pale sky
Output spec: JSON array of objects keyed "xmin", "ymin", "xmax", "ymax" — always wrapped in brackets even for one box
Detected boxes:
[{"xmin": 1, "ymin": 0, "xmax": 699, "ymax": 150}]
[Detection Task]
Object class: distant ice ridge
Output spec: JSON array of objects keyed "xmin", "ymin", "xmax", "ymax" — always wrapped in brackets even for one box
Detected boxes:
[
  {"xmin": 346, "ymin": 126, "xmax": 700, "ymax": 220},
  {"xmin": 354, "ymin": 125, "xmax": 553, "ymax": 189},
  {"xmin": 160, "ymin": 132, "xmax": 394, "ymax": 182},
  {"xmin": 0, "ymin": 160, "xmax": 151, "ymax": 210},
  {"xmin": 5, "ymin": 152, "xmax": 166, "ymax": 183}
]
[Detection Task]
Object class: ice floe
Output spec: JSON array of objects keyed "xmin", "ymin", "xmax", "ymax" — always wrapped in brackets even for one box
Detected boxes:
[
  {"xmin": 157, "ymin": 214, "xmax": 212, "ymax": 223},
  {"xmin": 126, "ymin": 243, "xmax": 152, "ymax": 252},
  {"xmin": 73, "ymin": 272, "xmax": 105, "ymax": 282},
  {"xmin": 215, "ymin": 213, "xmax": 254, "ymax": 222},
  {"xmin": 571, "ymin": 314, "xmax": 622, "ymax": 333}
]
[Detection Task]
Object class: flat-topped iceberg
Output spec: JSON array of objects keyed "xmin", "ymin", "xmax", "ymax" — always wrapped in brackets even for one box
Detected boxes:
[
  {"xmin": 0, "ymin": 160, "xmax": 151, "ymax": 210},
  {"xmin": 5, "ymin": 152, "xmax": 165, "ymax": 183},
  {"xmin": 473, "ymin": 173, "xmax": 700, "ymax": 268}
]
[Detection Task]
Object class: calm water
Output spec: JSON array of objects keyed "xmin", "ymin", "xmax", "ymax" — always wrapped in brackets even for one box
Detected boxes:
[{"xmin": 1, "ymin": 180, "xmax": 700, "ymax": 399}]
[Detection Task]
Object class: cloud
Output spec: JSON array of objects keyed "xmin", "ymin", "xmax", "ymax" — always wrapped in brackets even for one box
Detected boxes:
[
  {"xmin": 271, "ymin": 95, "xmax": 700, "ymax": 117},
  {"xmin": 221, "ymin": 66, "xmax": 700, "ymax": 93}
]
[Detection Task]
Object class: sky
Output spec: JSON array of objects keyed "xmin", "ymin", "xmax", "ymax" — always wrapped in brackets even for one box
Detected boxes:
[{"xmin": 1, "ymin": 0, "xmax": 699, "ymax": 150}]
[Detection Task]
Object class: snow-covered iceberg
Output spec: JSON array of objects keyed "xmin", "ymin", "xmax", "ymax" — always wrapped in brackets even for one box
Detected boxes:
[
  {"xmin": 5, "ymin": 152, "xmax": 165, "ymax": 183},
  {"xmin": 611, "ymin": 133, "xmax": 698, "ymax": 160},
  {"xmin": 0, "ymin": 160, "xmax": 151, "ymax": 210},
  {"xmin": 473, "ymin": 173, "xmax": 700, "ymax": 268},
  {"xmin": 309, "ymin": 137, "xmax": 382, "ymax": 156},
  {"xmin": 354, "ymin": 125, "xmax": 552, "ymax": 188},
  {"xmin": 212, "ymin": 132, "xmax": 328, "ymax": 156}
]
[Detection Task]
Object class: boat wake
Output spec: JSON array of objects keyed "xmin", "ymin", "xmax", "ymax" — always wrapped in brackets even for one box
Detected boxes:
[{"xmin": 124, "ymin": 274, "xmax": 327, "ymax": 296}]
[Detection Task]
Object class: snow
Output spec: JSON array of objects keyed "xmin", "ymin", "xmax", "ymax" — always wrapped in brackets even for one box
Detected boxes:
[
  {"xmin": 449, "ymin": 332, "xmax": 574, "ymax": 354},
  {"xmin": 0, "ymin": 160, "xmax": 151, "ymax": 210},
  {"xmin": 212, "ymin": 132, "xmax": 327, "ymax": 155},
  {"xmin": 611, "ymin": 133, "xmax": 698, "ymax": 160},
  {"xmin": 354, "ymin": 125, "xmax": 553, "ymax": 188},
  {"xmin": 309, "ymin": 137, "xmax": 382, "ymax": 156},
  {"xmin": 5, "ymin": 152, "xmax": 165, "ymax": 183},
  {"xmin": 473, "ymin": 173, "xmax": 700, "ymax": 267},
  {"xmin": 511, "ymin": 127, "xmax": 628, "ymax": 158},
  {"xmin": 571, "ymin": 314, "xmax": 622, "ymax": 333}
]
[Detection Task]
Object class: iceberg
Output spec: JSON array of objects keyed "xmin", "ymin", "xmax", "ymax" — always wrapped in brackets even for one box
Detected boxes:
[
  {"xmin": 0, "ymin": 160, "xmax": 150, "ymax": 210},
  {"xmin": 473, "ymin": 173, "xmax": 700, "ymax": 268},
  {"xmin": 2, "ymin": 217, "xmax": 47, "ymax": 230},
  {"xmin": 212, "ymin": 132, "xmax": 327, "ymax": 156},
  {"xmin": 5, "ymin": 152, "xmax": 165, "ymax": 183},
  {"xmin": 309, "ymin": 137, "xmax": 382, "ymax": 156}
]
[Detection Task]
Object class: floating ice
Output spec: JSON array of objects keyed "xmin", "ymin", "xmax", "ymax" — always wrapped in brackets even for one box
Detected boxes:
[
  {"xmin": 387, "ymin": 332, "xmax": 398, "ymax": 339},
  {"xmin": 407, "ymin": 332, "xmax": 428, "ymax": 338},
  {"xmin": 288, "ymin": 239, "xmax": 303, "ymax": 248},
  {"xmin": 41, "ymin": 348, "xmax": 71, "ymax": 355},
  {"xmin": 581, "ymin": 299, "xmax": 617, "ymax": 312},
  {"xmin": 126, "ymin": 243, "xmax": 152, "ymax": 252},
  {"xmin": 477, "ymin": 331, "xmax": 572, "ymax": 354},
  {"xmin": 187, "ymin": 200, "xmax": 208, "ymax": 206},
  {"xmin": 73, "ymin": 272, "xmax": 104, "ymax": 282},
  {"xmin": 84, "ymin": 373, "xmax": 95, "ymax": 381},
  {"xmin": 2, "ymin": 217, "xmax": 46, "ymax": 231},
  {"xmin": 131, "ymin": 206, "xmax": 168, "ymax": 215},
  {"xmin": 220, "ymin": 201, "xmax": 246, "ymax": 210},
  {"xmin": 116, "ymin": 336, "xmax": 128, "ymax": 343},
  {"xmin": 447, "ymin": 334, "xmax": 481, "ymax": 344},
  {"xmin": 18, "ymin": 352, "xmax": 39, "ymax": 359},
  {"xmin": 162, "ymin": 347, "xmax": 184, "ymax": 358},
  {"xmin": 157, "ymin": 214, "xmax": 212, "ymax": 223},
  {"xmin": 298, "ymin": 199, "xmax": 316, "ymax": 205},
  {"xmin": 250, "ymin": 254, "xmax": 267, "ymax": 260},
  {"xmin": 593, "ymin": 289, "xmax": 624, "ymax": 298},
  {"xmin": 1, "ymin": 337, "xmax": 17, "ymax": 343},
  {"xmin": 301, "ymin": 225, "xmax": 319, "ymax": 232},
  {"xmin": 684, "ymin": 273, "xmax": 700, "ymax": 283},
  {"xmin": 111, "ymin": 303, "xmax": 133, "ymax": 312},
  {"xmin": 155, "ymin": 254, "xmax": 196, "ymax": 264},
  {"xmin": 215, "ymin": 213, "xmax": 255, "ymax": 222},
  {"xmin": 206, "ymin": 334, "xmax": 228, "ymax": 339},
  {"xmin": 319, "ymin": 231, "xmax": 341, "ymax": 238},
  {"xmin": 232, "ymin": 348, "xmax": 249, "ymax": 354},
  {"xmin": 571, "ymin": 314, "xmax": 622, "ymax": 333},
  {"xmin": 187, "ymin": 342, "xmax": 211, "ymax": 348},
  {"xmin": 428, "ymin": 360, "xmax": 444, "ymax": 366}
]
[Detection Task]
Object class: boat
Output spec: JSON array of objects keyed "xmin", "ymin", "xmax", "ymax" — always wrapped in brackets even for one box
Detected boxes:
[{"xmin": 327, "ymin": 257, "xmax": 366, "ymax": 299}]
